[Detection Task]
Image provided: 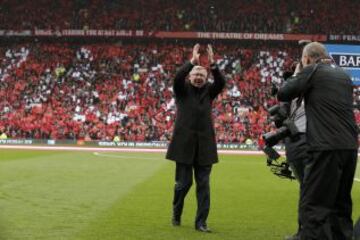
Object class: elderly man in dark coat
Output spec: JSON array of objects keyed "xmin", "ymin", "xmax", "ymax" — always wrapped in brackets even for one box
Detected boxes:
[{"xmin": 166, "ymin": 44, "xmax": 225, "ymax": 233}]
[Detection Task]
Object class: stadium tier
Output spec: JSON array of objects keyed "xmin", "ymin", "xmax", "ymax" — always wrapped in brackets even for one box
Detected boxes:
[
  {"xmin": 0, "ymin": 0, "xmax": 359, "ymax": 34},
  {"xmin": 0, "ymin": 41, "xmax": 288, "ymax": 142},
  {"xmin": 0, "ymin": 41, "xmax": 359, "ymax": 143}
]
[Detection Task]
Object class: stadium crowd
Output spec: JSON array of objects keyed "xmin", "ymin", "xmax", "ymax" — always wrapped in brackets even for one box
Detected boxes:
[
  {"xmin": 0, "ymin": 41, "xmax": 359, "ymax": 144},
  {"xmin": 0, "ymin": 0, "xmax": 359, "ymax": 34},
  {"xmin": 0, "ymin": 41, "xmax": 288, "ymax": 143}
]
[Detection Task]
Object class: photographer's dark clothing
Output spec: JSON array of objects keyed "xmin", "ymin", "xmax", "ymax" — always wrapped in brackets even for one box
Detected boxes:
[
  {"xmin": 284, "ymin": 97, "xmax": 307, "ymax": 181},
  {"xmin": 167, "ymin": 61, "xmax": 225, "ymax": 227},
  {"xmin": 285, "ymin": 133, "xmax": 308, "ymax": 182},
  {"xmin": 278, "ymin": 63, "xmax": 358, "ymax": 240},
  {"xmin": 166, "ymin": 61, "xmax": 225, "ymax": 166},
  {"xmin": 278, "ymin": 63, "xmax": 358, "ymax": 151},
  {"xmin": 285, "ymin": 132, "xmax": 309, "ymax": 237},
  {"xmin": 300, "ymin": 150, "xmax": 357, "ymax": 240}
]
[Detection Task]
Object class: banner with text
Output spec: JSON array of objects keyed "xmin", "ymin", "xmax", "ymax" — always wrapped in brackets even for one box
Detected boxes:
[
  {"xmin": 325, "ymin": 44, "xmax": 360, "ymax": 85},
  {"xmin": 2, "ymin": 29, "xmax": 360, "ymax": 43},
  {"xmin": 0, "ymin": 29, "xmax": 328, "ymax": 42},
  {"xmin": 329, "ymin": 35, "xmax": 360, "ymax": 43}
]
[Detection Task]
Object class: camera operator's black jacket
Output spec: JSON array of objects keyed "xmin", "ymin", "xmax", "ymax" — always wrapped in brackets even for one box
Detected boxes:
[
  {"xmin": 166, "ymin": 62, "xmax": 225, "ymax": 165},
  {"xmin": 277, "ymin": 63, "xmax": 358, "ymax": 151}
]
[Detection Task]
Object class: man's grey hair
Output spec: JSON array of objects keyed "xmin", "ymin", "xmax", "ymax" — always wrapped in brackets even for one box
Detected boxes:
[{"xmin": 303, "ymin": 42, "xmax": 329, "ymax": 60}]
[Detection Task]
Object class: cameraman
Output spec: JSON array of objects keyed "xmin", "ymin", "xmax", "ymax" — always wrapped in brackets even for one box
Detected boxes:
[
  {"xmin": 277, "ymin": 68, "xmax": 309, "ymax": 183},
  {"xmin": 270, "ymin": 69, "xmax": 308, "ymax": 240},
  {"xmin": 277, "ymin": 42, "xmax": 358, "ymax": 240},
  {"xmin": 283, "ymin": 98, "xmax": 308, "ymax": 240},
  {"xmin": 284, "ymin": 99, "xmax": 307, "ymax": 182}
]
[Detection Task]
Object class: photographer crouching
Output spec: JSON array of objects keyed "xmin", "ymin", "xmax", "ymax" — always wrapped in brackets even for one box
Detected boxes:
[{"xmin": 277, "ymin": 42, "xmax": 358, "ymax": 240}]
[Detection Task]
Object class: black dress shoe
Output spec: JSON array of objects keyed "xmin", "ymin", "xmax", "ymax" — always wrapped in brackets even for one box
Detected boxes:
[
  {"xmin": 195, "ymin": 225, "xmax": 211, "ymax": 233},
  {"xmin": 172, "ymin": 218, "xmax": 181, "ymax": 226}
]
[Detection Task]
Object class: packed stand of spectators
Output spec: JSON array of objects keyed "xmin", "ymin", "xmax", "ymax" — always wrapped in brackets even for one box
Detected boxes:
[
  {"xmin": 0, "ymin": 0, "xmax": 359, "ymax": 34},
  {"xmin": 0, "ymin": 41, "xmax": 358, "ymax": 144},
  {"xmin": 0, "ymin": 41, "xmax": 293, "ymax": 144}
]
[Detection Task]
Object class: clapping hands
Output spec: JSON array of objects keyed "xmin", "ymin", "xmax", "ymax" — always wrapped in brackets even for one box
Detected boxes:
[{"xmin": 190, "ymin": 44, "xmax": 215, "ymax": 65}]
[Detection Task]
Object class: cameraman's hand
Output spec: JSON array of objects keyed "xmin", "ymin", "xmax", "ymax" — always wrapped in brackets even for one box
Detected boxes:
[
  {"xmin": 207, "ymin": 44, "xmax": 215, "ymax": 64},
  {"xmin": 294, "ymin": 62, "xmax": 303, "ymax": 76},
  {"xmin": 190, "ymin": 44, "xmax": 200, "ymax": 65}
]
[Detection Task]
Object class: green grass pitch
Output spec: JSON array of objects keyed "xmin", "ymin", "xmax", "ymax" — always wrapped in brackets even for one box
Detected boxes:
[{"xmin": 0, "ymin": 149, "xmax": 359, "ymax": 240}]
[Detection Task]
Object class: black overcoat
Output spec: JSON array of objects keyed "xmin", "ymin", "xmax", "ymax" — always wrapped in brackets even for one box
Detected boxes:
[{"xmin": 166, "ymin": 62, "xmax": 225, "ymax": 165}]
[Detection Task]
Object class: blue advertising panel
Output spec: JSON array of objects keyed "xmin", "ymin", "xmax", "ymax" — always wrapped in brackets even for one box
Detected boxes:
[{"xmin": 325, "ymin": 44, "xmax": 360, "ymax": 85}]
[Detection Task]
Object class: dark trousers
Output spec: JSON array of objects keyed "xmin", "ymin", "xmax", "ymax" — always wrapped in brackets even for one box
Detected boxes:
[
  {"xmin": 299, "ymin": 150, "xmax": 357, "ymax": 240},
  {"xmin": 172, "ymin": 162, "xmax": 212, "ymax": 227},
  {"xmin": 285, "ymin": 134, "xmax": 310, "ymax": 234},
  {"xmin": 285, "ymin": 134, "xmax": 309, "ymax": 183}
]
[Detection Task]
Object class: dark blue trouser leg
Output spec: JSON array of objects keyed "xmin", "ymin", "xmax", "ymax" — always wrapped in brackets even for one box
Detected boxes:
[
  {"xmin": 173, "ymin": 163, "xmax": 193, "ymax": 220},
  {"xmin": 194, "ymin": 164, "xmax": 212, "ymax": 227}
]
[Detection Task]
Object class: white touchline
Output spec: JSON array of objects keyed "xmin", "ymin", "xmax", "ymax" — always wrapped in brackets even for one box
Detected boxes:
[
  {"xmin": 0, "ymin": 145, "xmax": 283, "ymax": 155},
  {"xmin": 93, "ymin": 152, "xmax": 161, "ymax": 160},
  {"xmin": 1, "ymin": 145, "xmax": 360, "ymax": 157}
]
